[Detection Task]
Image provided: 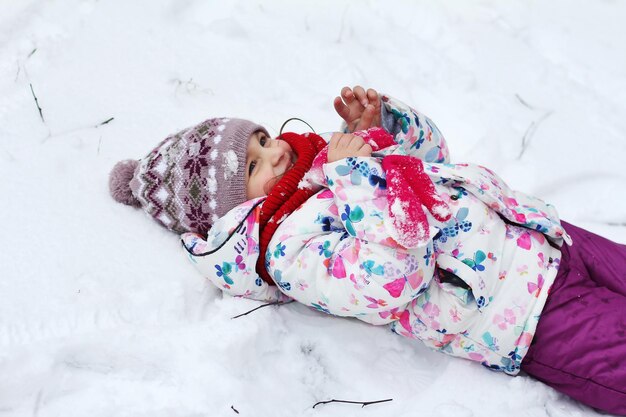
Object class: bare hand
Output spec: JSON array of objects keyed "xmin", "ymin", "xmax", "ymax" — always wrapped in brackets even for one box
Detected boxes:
[
  {"xmin": 333, "ymin": 85, "xmax": 382, "ymax": 132},
  {"xmin": 327, "ymin": 132, "xmax": 373, "ymax": 163}
]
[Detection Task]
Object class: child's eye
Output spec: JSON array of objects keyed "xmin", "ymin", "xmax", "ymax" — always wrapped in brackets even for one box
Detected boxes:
[{"xmin": 248, "ymin": 134, "xmax": 266, "ymax": 177}]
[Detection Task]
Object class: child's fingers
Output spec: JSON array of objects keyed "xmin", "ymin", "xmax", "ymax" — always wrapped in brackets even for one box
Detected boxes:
[
  {"xmin": 339, "ymin": 133, "xmax": 356, "ymax": 150},
  {"xmin": 352, "ymin": 85, "xmax": 368, "ymax": 107},
  {"xmin": 341, "ymin": 134, "xmax": 362, "ymax": 152},
  {"xmin": 328, "ymin": 133, "xmax": 373, "ymax": 161},
  {"xmin": 341, "ymin": 86, "xmax": 355, "ymax": 103},
  {"xmin": 367, "ymin": 89, "xmax": 381, "ymax": 115},
  {"xmin": 346, "ymin": 134, "xmax": 365, "ymax": 150},
  {"xmin": 330, "ymin": 132, "xmax": 350, "ymax": 148},
  {"xmin": 351, "ymin": 139, "xmax": 372, "ymax": 158},
  {"xmin": 329, "ymin": 132, "xmax": 343, "ymax": 148},
  {"xmin": 355, "ymin": 105, "xmax": 376, "ymax": 131},
  {"xmin": 357, "ymin": 143, "xmax": 373, "ymax": 157},
  {"xmin": 334, "ymin": 96, "xmax": 351, "ymax": 122},
  {"xmin": 366, "ymin": 88, "xmax": 378, "ymax": 104}
]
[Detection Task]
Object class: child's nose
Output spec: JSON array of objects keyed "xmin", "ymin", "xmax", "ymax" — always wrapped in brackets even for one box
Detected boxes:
[{"xmin": 268, "ymin": 143, "xmax": 286, "ymax": 166}]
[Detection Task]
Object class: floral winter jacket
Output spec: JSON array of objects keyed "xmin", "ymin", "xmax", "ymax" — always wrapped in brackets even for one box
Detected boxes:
[{"xmin": 182, "ymin": 95, "xmax": 572, "ymax": 375}]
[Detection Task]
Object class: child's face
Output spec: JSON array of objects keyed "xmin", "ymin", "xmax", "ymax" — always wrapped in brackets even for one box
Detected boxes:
[{"xmin": 245, "ymin": 131, "xmax": 297, "ymax": 199}]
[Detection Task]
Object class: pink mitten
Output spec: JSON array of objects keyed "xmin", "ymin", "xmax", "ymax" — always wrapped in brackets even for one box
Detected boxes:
[
  {"xmin": 352, "ymin": 127, "xmax": 396, "ymax": 150},
  {"xmin": 382, "ymin": 155, "xmax": 451, "ymax": 247}
]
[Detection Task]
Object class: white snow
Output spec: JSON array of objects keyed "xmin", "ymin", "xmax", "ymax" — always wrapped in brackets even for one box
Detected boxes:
[
  {"xmin": 1, "ymin": 1, "xmax": 625, "ymax": 416},
  {"xmin": 431, "ymin": 202, "xmax": 452, "ymax": 221},
  {"xmin": 298, "ymin": 172, "xmax": 313, "ymax": 190},
  {"xmin": 223, "ymin": 150, "xmax": 239, "ymax": 179}
]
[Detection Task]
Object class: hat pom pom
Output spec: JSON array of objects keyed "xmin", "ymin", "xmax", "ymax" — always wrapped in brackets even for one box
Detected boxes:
[{"xmin": 109, "ymin": 159, "xmax": 141, "ymax": 207}]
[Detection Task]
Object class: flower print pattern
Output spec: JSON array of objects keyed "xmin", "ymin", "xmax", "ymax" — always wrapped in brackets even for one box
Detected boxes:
[
  {"xmin": 311, "ymin": 301, "xmax": 331, "ymax": 314},
  {"xmin": 493, "ymin": 308, "xmax": 517, "ymax": 330},
  {"xmin": 378, "ymin": 307, "xmax": 402, "ymax": 321},
  {"xmin": 182, "ymin": 197, "xmax": 289, "ymax": 303},
  {"xmin": 364, "ymin": 296, "xmax": 388, "ymax": 309},
  {"xmin": 185, "ymin": 94, "xmax": 570, "ymax": 376},
  {"xmin": 315, "ymin": 214, "xmax": 339, "ymax": 232},
  {"xmin": 234, "ymin": 255, "xmax": 245, "ymax": 271},
  {"xmin": 390, "ymin": 159, "xmax": 566, "ymax": 374},
  {"xmin": 297, "ymin": 280, "xmax": 309, "ymax": 291},
  {"xmin": 408, "ymin": 126, "xmax": 425, "ymax": 151},
  {"xmin": 462, "ymin": 250, "xmax": 487, "ymax": 271},
  {"xmin": 333, "ymin": 157, "xmax": 387, "ymax": 191},
  {"xmin": 361, "ymin": 259, "xmax": 385, "ymax": 276},
  {"xmin": 383, "ymin": 95, "xmax": 449, "ymax": 164},
  {"xmin": 439, "ymin": 207, "xmax": 473, "ymax": 243},
  {"xmin": 341, "ymin": 204, "xmax": 364, "ymax": 236},
  {"xmin": 215, "ymin": 262, "xmax": 234, "ymax": 285},
  {"xmin": 318, "ymin": 241, "xmax": 332, "ymax": 257},
  {"xmin": 350, "ymin": 273, "xmax": 370, "ymax": 291},
  {"xmin": 273, "ymin": 243, "xmax": 286, "ymax": 258},
  {"xmin": 527, "ymin": 274, "xmax": 545, "ymax": 297},
  {"xmin": 273, "ymin": 270, "xmax": 291, "ymax": 291},
  {"xmin": 482, "ymin": 331, "xmax": 500, "ymax": 352}
]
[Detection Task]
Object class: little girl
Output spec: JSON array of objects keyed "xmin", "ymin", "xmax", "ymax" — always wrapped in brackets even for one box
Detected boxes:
[{"xmin": 110, "ymin": 87, "xmax": 626, "ymax": 415}]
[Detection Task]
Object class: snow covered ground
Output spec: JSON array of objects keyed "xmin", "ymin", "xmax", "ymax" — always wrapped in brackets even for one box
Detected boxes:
[{"xmin": 1, "ymin": 1, "xmax": 625, "ymax": 416}]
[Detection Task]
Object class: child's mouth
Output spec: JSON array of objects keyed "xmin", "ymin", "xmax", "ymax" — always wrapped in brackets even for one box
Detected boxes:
[{"xmin": 288, "ymin": 153, "xmax": 297, "ymax": 169}]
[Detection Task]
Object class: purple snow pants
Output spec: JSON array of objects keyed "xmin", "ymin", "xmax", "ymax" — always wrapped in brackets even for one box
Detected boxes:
[{"xmin": 521, "ymin": 222, "xmax": 626, "ymax": 415}]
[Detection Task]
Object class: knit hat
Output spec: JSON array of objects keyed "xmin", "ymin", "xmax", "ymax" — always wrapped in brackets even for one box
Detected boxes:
[{"xmin": 109, "ymin": 118, "xmax": 268, "ymax": 235}]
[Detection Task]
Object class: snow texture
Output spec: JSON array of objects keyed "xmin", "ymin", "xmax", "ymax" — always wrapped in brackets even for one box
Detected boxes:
[
  {"xmin": 431, "ymin": 202, "xmax": 452, "ymax": 221},
  {"xmin": 223, "ymin": 150, "xmax": 238, "ymax": 180},
  {"xmin": 389, "ymin": 197, "xmax": 429, "ymax": 248},
  {"xmin": 1, "ymin": 1, "xmax": 625, "ymax": 416},
  {"xmin": 297, "ymin": 165, "xmax": 319, "ymax": 190}
]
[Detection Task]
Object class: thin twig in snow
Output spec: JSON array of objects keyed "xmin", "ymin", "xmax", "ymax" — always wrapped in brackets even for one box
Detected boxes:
[
  {"xmin": 30, "ymin": 83, "xmax": 45, "ymax": 123},
  {"xmin": 515, "ymin": 93, "xmax": 534, "ymax": 110},
  {"xmin": 17, "ymin": 48, "xmax": 36, "ymax": 82},
  {"xmin": 42, "ymin": 117, "xmax": 115, "ymax": 142},
  {"xmin": 517, "ymin": 110, "xmax": 553, "ymax": 160},
  {"xmin": 230, "ymin": 405, "xmax": 239, "ymax": 414},
  {"xmin": 97, "ymin": 117, "xmax": 114, "ymax": 127},
  {"xmin": 1, "ymin": 146, "xmax": 16, "ymax": 162},
  {"xmin": 97, "ymin": 136, "xmax": 103, "ymax": 155},
  {"xmin": 231, "ymin": 300, "xmax": 294, "ymax": 319},
  {"xmin": 515, "ymin": 94, "xmax": 554, "ymax": 160},
  {"xmin": 336, "ymin": 5, "xmax": 349, "ymax": 43},
  {"xmin": 312, "ymin": 398, "xmax": 393, "ymax": 409},
  {"xmin": 32, "ymin": 388, "xmax": 43, "ymax": 417}
]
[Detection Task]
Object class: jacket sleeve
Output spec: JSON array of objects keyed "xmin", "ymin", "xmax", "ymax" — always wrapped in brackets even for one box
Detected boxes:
[
  {"xmin": 265, "ymin": 157, "xmax": 437, "ymax": 322},
  {"xmin": 380, "ymin": 94, "xmax": 450, "ymax": 163},
  {"xmin": 181, "ymin": 198, "xmax": 289, "ymax": 303}
]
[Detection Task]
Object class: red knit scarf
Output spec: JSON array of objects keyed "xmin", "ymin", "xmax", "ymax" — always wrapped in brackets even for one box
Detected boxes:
[{"xmin": 256, "ymin": 132, "xmax": 327, "ymax": 284}]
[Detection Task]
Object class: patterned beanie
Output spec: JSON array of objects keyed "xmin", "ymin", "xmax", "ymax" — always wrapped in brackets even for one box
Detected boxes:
[{"xmin": 109, "ymin": 118, "xmax": 268, "ymax": 235}]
